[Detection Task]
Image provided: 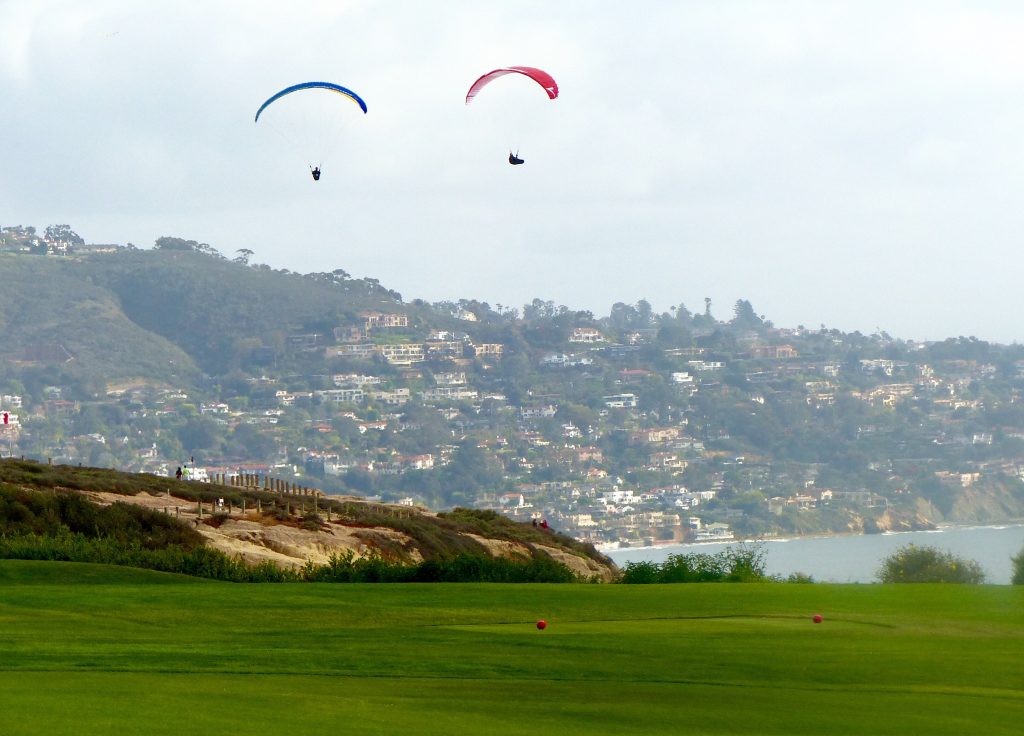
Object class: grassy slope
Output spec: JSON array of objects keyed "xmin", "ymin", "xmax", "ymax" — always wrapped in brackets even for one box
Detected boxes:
[
  {"xmin": 0, "ymin": 254, "xmax": 198, "ymax": 384},
  {"xmin": 0, "ymin": 559, "xmax": 207, "ymax": 585},
  {"xmin": 0, "ymin": 561, "xmax": 1021, "ymax": 735}
]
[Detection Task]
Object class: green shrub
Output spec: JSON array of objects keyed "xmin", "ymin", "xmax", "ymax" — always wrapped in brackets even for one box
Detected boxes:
[
  {"xmin": 783, "ymin": 572, "xmax": 816, "ymax": 583},
  {"xmin": 302, "ymin": 550, "xmax": 579, "ymax": 583},
  {"xmin": 0, "ymin": 486, "xmax": 204, "ymax": 549},
  {"xmin": 617, "ymin": 560, "xmax": 660, "ymax": 584},
  {"xmin": 876, "ymin": 544, "xmax": 986, "ymax": 584},
  {"xmin": 619, "ymin": 544, "xmax": 769, "ymax": 583},
  {"xmin": 1012, "ymin": 547, "xmax": 1024, "ymax": 585},
  {"xmin": 0, "ymin": 530, "xmax": 300, "ymax": 582}
]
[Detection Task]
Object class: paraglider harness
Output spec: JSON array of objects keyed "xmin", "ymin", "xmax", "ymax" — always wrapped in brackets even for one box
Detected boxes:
[
  {"xmin": 508, "ymin": 151, "xmax": 524, "ymax": 165},
  {"xmin": 311, "ymin": 165, "xmax": 321, "ymax": 181}
]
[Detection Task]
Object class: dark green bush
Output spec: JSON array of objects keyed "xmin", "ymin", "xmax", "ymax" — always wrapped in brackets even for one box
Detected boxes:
[
  {"xmin": 1011, "ymin": 546, "xmax": 1023, "ymax": 585},
  {"xmin": 616, "ymin": 560, "xmax": 661, "ymax": 584},
  {"xmin": 876, "ymin": 544, "xmax": 986, "ymax": 583},
  {"xmin": 619, "ymin": 544, "xmax": 769, "ymax": 583},
  {"xmin": 303, "ymin": 550, "xmax": 579, "ymax": 583},
  {"xmin": 0, "ymin": 531, "xmax": 299, "ymax": 582},
  {"xmin": 0, "ymin": 486, "xmax": 203, "ymax": 549},
  {"xmin": 784, "ymin": 572, "xmax": 816, "ymax": 583}
]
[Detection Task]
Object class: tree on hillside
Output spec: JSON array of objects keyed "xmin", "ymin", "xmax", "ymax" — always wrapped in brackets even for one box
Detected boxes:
[
  {"xmin": 438, "ymin": 441, "xmax": 504, "ymax": 507},
  {"xmin": 672, "ymin": 303, "xmax": 694, "ymax": 323},
  {"xmin": 155, "ymin": 236, "xmax": 200, "ymax": 252},
  {"xmin": 44, "ymin": 224, "xmax": 84, "ymax": 246},
  {"xmin": 557, "ymin": 402, "xmax": 599, "ymax": 433},
  {"xmin": 227, "ymin": 424, "xmax": 278, "ymax": 460},
  {"xmin": 636, "ymin": 299, "xmax": 654, "ymax": 327},
  {"xmin": 522, "ymin": 298, "xmax": 563, "ymax": 321},
  {"xmin": 691, "ymin": 298, "xmax": 717, "ymax": 330},
  {"xmin": 730, "ymin": 299, "xmax": 765, "ymax": 331},
  {"xmin": 925, "ymin": 336, "xmax": 993, "ymax": 363},
  {"xmin": 154, "ymin": 237, "xmax": 223, "ymax": 258},
  {"xmin": 177, "ymin": 417, "xmax": 222, "ymax": 454},
  {"xmin": 605, "ymin": 300, "xmax": 656, "ymax": 334}
]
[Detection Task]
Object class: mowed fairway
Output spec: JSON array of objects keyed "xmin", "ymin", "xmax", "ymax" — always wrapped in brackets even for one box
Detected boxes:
[{"xmin": 0, "ymin": 561, "xmax": 1022, "ymax": 735}]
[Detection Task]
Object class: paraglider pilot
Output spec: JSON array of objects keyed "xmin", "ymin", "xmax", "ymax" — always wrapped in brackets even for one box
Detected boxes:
[
  {"xmin": 311, "ymin": 166, "xmax": 321, "ymax": 181},
  {"xmin": 508, "ymin": 151, "xmax": 524, "ymax": 165}
]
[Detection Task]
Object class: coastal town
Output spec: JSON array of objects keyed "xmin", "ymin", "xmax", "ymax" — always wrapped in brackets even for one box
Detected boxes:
[{"xmin": 3, "ymin": 228, "xmax": 1024, "ymax": 549}]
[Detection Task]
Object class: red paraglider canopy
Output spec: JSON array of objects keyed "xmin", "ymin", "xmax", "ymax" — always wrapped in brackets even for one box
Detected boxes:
[{"xmin": 465, "ymin": 66, "xmax": 559, "ymax": 104}]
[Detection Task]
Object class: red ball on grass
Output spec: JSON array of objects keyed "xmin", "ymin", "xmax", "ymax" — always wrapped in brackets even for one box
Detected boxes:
[
  {"xmin": 536, "ymin": 619, "xmax": 547, "ymax": 630},
  {"xmin": 813, "ymin": 614, "xmax": 823, "ymax": 624}
]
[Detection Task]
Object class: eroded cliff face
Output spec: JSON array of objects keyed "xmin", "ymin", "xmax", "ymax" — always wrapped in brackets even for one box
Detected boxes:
[
  {"xmin": 862, "ymin": 509, "xmax": 939, "ymax": 534},
  {"xmin": 196, "ymin": 518, "xmax": 426, "ymax": 569},
  {"xmin": 948, "ymin": 484, "xmax": 1024, "ymax": 524},
  {"xmin": 837, "ymin": 488, "xmax": 1024, "ymax": 535},
  {"xmin": 832, "ymin": 499, "xmax": 938, "ymax": 535},
  {"xmin": 194, "ymin": 522, "xmax": 616, "ymax": 581}
]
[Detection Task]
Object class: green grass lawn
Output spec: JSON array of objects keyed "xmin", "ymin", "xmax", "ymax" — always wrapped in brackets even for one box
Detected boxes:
[{"xmin": 0, "ymin": 560, "xmax": 1022, "ymax": 735}]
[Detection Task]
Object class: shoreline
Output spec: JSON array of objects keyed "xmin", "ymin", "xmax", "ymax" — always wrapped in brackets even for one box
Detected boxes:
[{"xmin": 598, "ymin": 520, "xmax": 1024, "ymax": 555}]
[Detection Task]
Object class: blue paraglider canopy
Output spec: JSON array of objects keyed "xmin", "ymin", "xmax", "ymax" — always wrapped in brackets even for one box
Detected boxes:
[{"xmin": 254, "ymin": 81, "xmax": 367, "ymax": 122}]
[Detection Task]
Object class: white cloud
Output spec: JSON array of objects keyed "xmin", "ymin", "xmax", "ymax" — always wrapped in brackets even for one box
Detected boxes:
[{"xmin": 3, "ymin": 0, "xmax": 1024, "ymax": 342}]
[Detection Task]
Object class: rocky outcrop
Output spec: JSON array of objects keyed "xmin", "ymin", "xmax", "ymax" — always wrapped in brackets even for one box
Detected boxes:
[
  {"xmin": 863, "ymin": 509, "xmax": 937, "ymax": 534},
  {"xmin": 949, "ymin": 484, "xmax": 1024, "ymax": 524},
  {"xmin": 197, "ymin": 518, "xmax": 425, "ymax": 569}
]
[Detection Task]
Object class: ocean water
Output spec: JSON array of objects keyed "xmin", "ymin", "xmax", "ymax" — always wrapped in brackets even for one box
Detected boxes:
[{"xmin": 605, "ymin": 524, "xmax": 1024, "ymax": 584}]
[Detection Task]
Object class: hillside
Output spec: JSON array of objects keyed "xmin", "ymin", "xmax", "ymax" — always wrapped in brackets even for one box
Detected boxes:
[
  {"xmin": 3, "ymin": 233, "xmax": 1024, "ymax": 549},
  {"xmin": 80, "ymin": 244, "xmax": 416, "ymax": 375},
  {"xmin": 1, "ymin": 244, "xmax": 416, "ymax": 382},
  {"xmin": 0, "ymin": 253, "xmax": 199, "ymax": 387},
  {"xmin": 0, "ymin": 459, "xmax": 616, "ymax": 581}
]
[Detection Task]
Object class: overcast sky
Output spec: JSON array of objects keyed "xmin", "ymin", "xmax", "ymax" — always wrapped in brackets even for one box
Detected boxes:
[{"xmin": 3, "ymin": 0, "xmax": 1024, "ymax": 343}]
